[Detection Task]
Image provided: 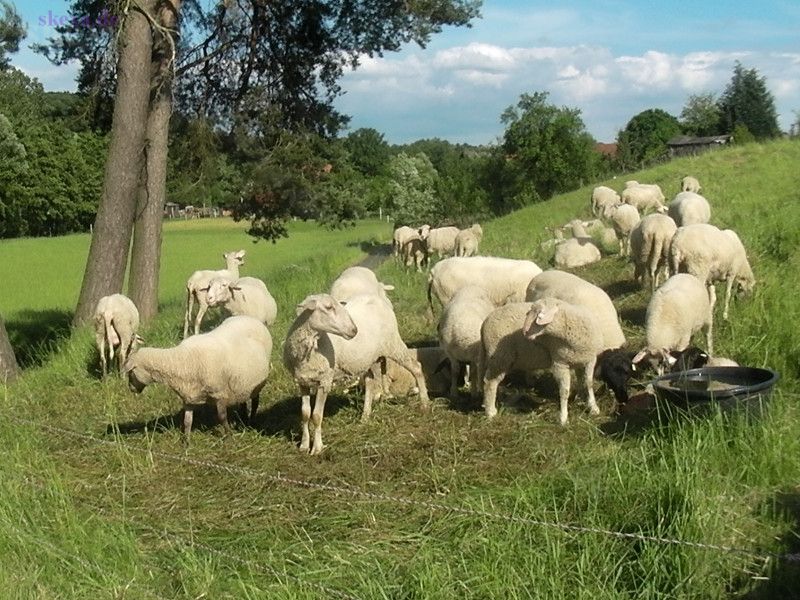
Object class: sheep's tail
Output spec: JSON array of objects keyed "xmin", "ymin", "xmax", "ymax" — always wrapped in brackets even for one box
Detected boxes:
[
  {"xmin": 103, "ymin": 311, "xmax": 120, "ymax": 361},
  {"xmin": 669, "ymin": 244, "xmax": 681, "ymax": 277}
]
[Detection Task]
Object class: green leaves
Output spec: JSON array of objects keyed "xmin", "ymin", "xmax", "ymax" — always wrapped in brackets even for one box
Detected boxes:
[{"xmin": 616, "ymin": 108, "xmax": 681, "ymax": 170}]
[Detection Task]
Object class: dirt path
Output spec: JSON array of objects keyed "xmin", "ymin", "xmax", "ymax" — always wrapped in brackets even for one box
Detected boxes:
[{"xmin": 355, "ymin": 242, "xmax": 392, "ymax": 271}]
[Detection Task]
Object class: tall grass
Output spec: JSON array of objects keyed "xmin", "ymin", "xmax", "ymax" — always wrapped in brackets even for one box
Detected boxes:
[{"xmin": 2, "ymin": 141, "xmax": 800, "ymax": 598}]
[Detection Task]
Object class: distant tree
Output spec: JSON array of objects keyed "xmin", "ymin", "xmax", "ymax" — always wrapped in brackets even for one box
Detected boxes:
[
  {"xmin": 732, "ymin": 123, "xmax": 756, "ymax": 145},
  {"xmin": 343, "ymin": 128, "xmax": 390, "ymax": 177},
  {"xmin": 680, "ymin": 93, "xmax": 722, "ymax": 136},
  {"xmin": 718, "ymin": 62, "xmax": 780, "ymax": 140},
  {"xmin": 616, "ymin": 108, "xmax": 681, "ymax": 169},
  {"xmin": 0, "ymin": 1, "xmax": 24, "ymax": 70},
  {"xmin": 385, "ymin": 152, "xmax": 440, "ymax": 226}
]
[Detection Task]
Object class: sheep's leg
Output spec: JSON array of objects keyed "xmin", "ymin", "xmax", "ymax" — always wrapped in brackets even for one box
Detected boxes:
[
  {"xmin": 299, "ymin": 388, "xmax": 312, "ymax": 452},
  {"xmin": 707, "ymin": 290, "xmax": 717, "ymax": 355},
  {"xmin": 468, "ymin": 362, "xmax": 481, "ymax": 400},
  {"xmin": 361, "ymin": 363, "xmax": 383, "ymax": 422},
  {"xmin": 183, "ymin": 290, "xmax": 193, "ymax": 339},
  {"xmin": 216, "ymin": 401, "xmax": 231, "ymax": 436},
  {"xmin": 311, "ymin": 386, "xmax": 329, "ymax": 456},
  {"xmin": 723, "ymin": 277, "xmax": 734, "ymax": 321},
  {"xmin": 117, "ymin": 342, "xmax": 128, "ymax": 377},
  {"xmin": 707, "ymin": 282, "xmax": 717, "ymax": 321},
  {"xmin": 391, "ymin": 350, "xmax": 430, "ymax": 410},
  {"xmin": 98, "ymin": 336, "xmax": 107, "ymax": 377},
  {"xmin": 193, "ymin": 302, "xmax": 208, "ymax": 336},
  {"xmin": 582, "ymin": 358, "xmax": 600, "ymax": 416},
  {"xmin": 249, "ymin": 390, "xmax": 261, "ymax": 423},
  {"xmin": 482, "ymin": 357, "xmax": 506, "ymax": 418},
  {"xmin": 182, "ymin": 408, "xmax": 194, "ymax": 442},
  {"xmin": 552, "ymin": 362, "xmax": 572, "ymax": 426},
  {"xmin": 449, "ymin": 358, "xmax": 461, "ymax": 398}
]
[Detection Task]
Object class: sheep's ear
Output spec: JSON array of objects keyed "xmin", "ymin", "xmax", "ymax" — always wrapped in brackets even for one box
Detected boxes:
[
  {"xmin": 632, "ymin": 349, "xmax": 649, "ymax": 364},
  {"xmin": 198, "ymin": 286, "xmax": 210, "ymax": 292},
  {"xmin": 382, "ymin": 284, "xmax": 395, "ymax": 292},
  {"xmin": 228, "ymin": 284, "xmax": 242, "ymax": 291},
  {"xmin": 235, "ymin": 250, "xmax": 246, "ymax": 258},
  {"xmin": 534, "ymin": 304, "xmax": 558, "ymax": 325},
  {"xmin": 296, "ymin": 295, "xmax": 319, "ymax": 315},
  {"xmin": 134, "ymin": 334, "xmax": 145, "ymax": 345}
]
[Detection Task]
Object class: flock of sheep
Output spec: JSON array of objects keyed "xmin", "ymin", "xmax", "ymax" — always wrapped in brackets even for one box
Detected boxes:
[{"xmin": 90, "ymin": 174, "xmax": 754, "ymax": 453}]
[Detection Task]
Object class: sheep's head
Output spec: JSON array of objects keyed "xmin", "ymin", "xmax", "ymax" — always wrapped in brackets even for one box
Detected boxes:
[
  {"xmin": 735, "ymin": 269, "xmax": 756, "ymax": 297},
  {"xmin": 223, "ymin": 249, "xmax": 246, "ymax": 267},
  {"xmin": 632, "ymin": 348, "xmax": 676, "ymax": 375},
  {"xmin": 418, "ymin": 224, "xmax": 431, "ymax": 240},
  {"xmin": 297, "ymin": 294, "xmax": 358, "ymax": 340},
  {"xmin": 205, "ymin": 277, "xmax": 238, "ymax": 306},
  {"xmin": 523, "ymin": 299, "xmax": 559, "ymax": 340},
  {"xmin": 122, "ymin": 356, "xmax": 153, "ymax": 394}
]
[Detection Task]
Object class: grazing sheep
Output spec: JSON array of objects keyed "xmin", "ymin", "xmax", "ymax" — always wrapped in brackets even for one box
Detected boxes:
[
  {"xmin": 329, "ymin": 266, "xmax": 394, "ymax": 305},
  {"xmin": 427, "ymin": 256, "xmax": 543, "ymax": 314},
  {"xmin": 94, "ymin": 294, "xmax": 142, "ymax": 377},
  {"xmin": 669, "ymin": 224, "xmax": 755, "ymax": 320},
  {"xmin": 401, "ymin": 236, "xmax": 429, "ymax": 272},
  {"xmin": 629, "ymin": 213, "xmax": 678, "ymax": 292},
  {"xmin": 621, "ymin": 183, "xmax": 666, "ymax": 214},
  {"xmin": 480, "ymin": 298, "xmax": 605, "ymax": 424},
  {"xmin": 591, "ymin": 186, "xmax": 621, "ymax": 217},
  {"xmin": 454, "ymin": 224, "xmax": 483, "ymax": 257},
  {"xmin": 205, "ymin": 276, "xmax": 278, "ymax": 327},
  {"xmin": 632, "ymin": 273, "xmax": 714, "ymax": 374},
  {"xmin": 668, "ymin": 191, "xmax": 711, "ymax": 227},
  {"xmin": 437, "ymin": 285, "xmax": 496, "ymax": 398},
  {"xmin": 393, "ymin": 226, "xmax": 421, "ymax": 261},
  {"xmin": 595, "ymin": 348, "xmax": 637, "ymax": 406},
  {"xmin": 603, "ymin": 203, "xmax": 641, "ymax": 257},
  {"xmin": 284, "ymin": 293, "xmax": 429, "ymax": 455},
  {"xmin": 384, "ymin": 346, "xmax": 452, "ymax": 398},
  {"xmin": 123, "ymin": 315, "xmax": 272, "ymax": 439},
  {"xmin": 681, "ymin": 175, "xmax": 701, "ymax": 193},
  {"xmin": 668, "ymin": 346, "xmax": 739, "ymax": 372},
  {"xmin": 183, "ymin": 250, "xmax": 246, "ymax": 338},
  {"xmin": 422, "ymin": 225, "xmax": 461, "ymax": 258},
  {"xmin": 525, "ymin": 269, "xmax": 626, "ymax": 350},
  {"xmin": 553, "ymin": 220, "xmax": 602, "ymax": 268}
]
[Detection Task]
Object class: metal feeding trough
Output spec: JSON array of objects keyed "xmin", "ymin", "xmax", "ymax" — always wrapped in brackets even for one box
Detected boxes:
[{"xmin": 651, "ymin": 366, "xmax": 780, "ymax": 416}]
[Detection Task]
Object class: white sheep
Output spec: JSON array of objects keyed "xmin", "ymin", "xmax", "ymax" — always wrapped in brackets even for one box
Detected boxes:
[
  {"xmin": 427, "ymin": 256, "xmax": 543, "ymax": 314},
  {"xmin": 94, "ymin": 293, "xmax": 142, "ymax": 377},
  {"xmin": 681, "ymin": 175, "xmax": 701, "ymax": 193},
  {"xmin": 454, "ymin": 224, "xmax": 483, "ymax": 257},
  {"xmin": 629, "ymin": 213, "xmax": 678, "ymax": 292},
  {"xmin": 123, "ymin": 315, "xmax": 272, "ymax": 439},
  {"xmin": 183, "ymin": 250, "xmax": 245, "ymax": 338},
  {"xmin": 553, "ymin": 220, "xmax": 602, "ymax": 268},
  {"xmin": 437, "ymin": 285, "xmax": 496, "ymax": 398},
  {"xmin": 591, "ymin": 186, "xmax": 621, "ymax": 217},
  {"xmin": 329, "ymin": 266, "xmax": 394, "ymax": 305},
  {"xmin": 384, "ymin": 346, "xmax": 451, "ymax": 398},
  {"xmin": 621, "ymin": 183, "xmax": 666, "ymax": 214},
  {"xmin": 393, "ymin": 226, "xmax": 421, "ymax": 261},
  {"xmin": 603, "ymin": 203, "xmax": 641, "ymax": 257},
  {"xmin": 205, "ymin": 276, "xmax": 278, "ymax": 327},
  {"xmin": 480, "ymin": 298, "xmax": 605, "ymax": 425},
  {"xmin": 284, "ymin": 293, "xmax": 429, "ymax": 455},
  {"xmin": 632, "ymin": 273, "xmax": 714, "ymax": 373},
  {"xmin": 525, "ymin": 269, "xmax": 626, "ymax": 350},
  {"xmin": 668, "ymin": 191, "xmax": 711, "ymax": 227},
  {"xmin": 669, "ymin": 224, "xmax": 755, "ymax": 320},
  {"xmin": 421, "ymin": 225, "xmax": 460, "ymax": 258}
]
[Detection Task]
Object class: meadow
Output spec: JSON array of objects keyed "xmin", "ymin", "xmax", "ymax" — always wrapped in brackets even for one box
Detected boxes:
[{"xmin": 1, "ymin": 140, "xmax": 800, "ymax": 598}]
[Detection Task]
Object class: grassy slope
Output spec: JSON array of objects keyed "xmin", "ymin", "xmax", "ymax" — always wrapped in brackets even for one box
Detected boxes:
[{"xmin": 2, "ymin": 142, "xmax": 800, "ymax": 598}]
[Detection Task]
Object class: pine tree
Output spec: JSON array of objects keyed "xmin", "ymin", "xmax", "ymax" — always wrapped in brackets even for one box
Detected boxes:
[{"xmin": 718, "ymin": 62, "xmax": 781, "ymax": 140}]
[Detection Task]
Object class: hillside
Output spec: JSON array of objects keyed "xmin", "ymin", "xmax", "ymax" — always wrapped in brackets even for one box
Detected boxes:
[{"xmin": 2, "ymin": 140, "xmax": 800, "ymax": 598}]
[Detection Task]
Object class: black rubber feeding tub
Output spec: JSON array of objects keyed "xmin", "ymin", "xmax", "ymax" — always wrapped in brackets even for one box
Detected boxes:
[{"xmin": 651, "ymin": 366, "xmax": 780, "ymax": 417}]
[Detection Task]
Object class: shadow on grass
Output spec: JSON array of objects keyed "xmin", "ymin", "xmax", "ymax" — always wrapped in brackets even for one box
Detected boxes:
[
  {"xmin": 603, "ymin": 279, "xmax": 641, "ymax": 300},
  {"xmin": 6, "ymin": 309, "xmax": 72, "ymax": 367},
  {"xmin": 350, "ymin": 240, "xmax": 392, "ymax": 271},
  {"xmin": 619, "ymin": 306, "xmax": 648, "ymax": 328}
]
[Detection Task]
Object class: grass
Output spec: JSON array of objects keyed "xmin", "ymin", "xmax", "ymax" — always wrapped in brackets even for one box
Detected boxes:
[{"xmin": 2, "ymin": 141, "xmax": 800, "ymax": 598}]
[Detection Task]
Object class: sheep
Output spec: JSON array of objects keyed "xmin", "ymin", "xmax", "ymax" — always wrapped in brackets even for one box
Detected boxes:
[
  {"xmin": 553, "ymin": 220, "xmax": 602, "ymax": 268},
  {"xmin": 123, "ymin": 315, "xmax": 272, "ymax": 439},
  {"xmin": 602, "ymin": 203, "xmax": 641, "ymax": 257},
  {"xmin": 421, "ymin": 225, "xmax": 461, "ymax": 258},
  {"xmin": 94, "ymin": 293, "xmax": 142, "ymax": 377},
  {"xmin": 205, "ymin": 276, "xmax": 278, "ymax": 327},
  {"xmin": 621, "ymin": 183, "xmax": 666, "ymax": 214},
  {"xmin": 581, "ymin": 219, "xmax": 619, "ymax": 251},
  {"xmin": 525, "ymin": 269, "xmax": 626, "ymax": 350},
  {"xmin": 284, "ymin": 293, "xmax": 429, "ymax": 455},
  {"xmin": 454, "ymin": 224, "xmax": 483, "ymax": 257},
  {"xmin": 668, "ymin": 346, "xmax": 739, "ymax": 372},
  {"xmin": 480, "ymin": 298, "xmax": 605, "ymax": 425},
  {"xmin": 183, "ymin": 250, "xmax": 246, "ymax": 338},
  {"xmin": 437, "ymin": 285, "xmax": 496, "ymax": 399},
  {"xmin": 329, "ymin": 266, "xmax": 394, "ymax": 305},
  {"xmin": 629, "ymin": 213, "xmax": 678, "ymax": 292},
  {"xmin": 668, "ymin": 191, "xmax": 711, "ymax": 227},
  {"xmin": 401, "ymin": 235, "xmax": 429, "ymax": 272},
  {"xmin": 632, "ymin": 273, "xmax": 714, "ymax": 374},
  {"xmin": 669, "ymin": 224, "xmax": 755, "ymax": 320},
  {"xmin": 594, "ymin": 348, "xmax": 636, "ymax": 406},
  {"xmin": 393, "ymin": 226, "xmax": 423, "ymax": 261},
  {"xmin": 591, "ymin": 186, "xmax": 621, "ymax": 217},
  {"xmin": 427, "ymin": 256, "xmax": 543, "ymax": 314},
  {"xmin": 681, "ymin": 175, "xmax": 701, "ymax": 193},
  {"xmin": 384, "ymin": 346, "xmax": 452, "ymax": 398}
]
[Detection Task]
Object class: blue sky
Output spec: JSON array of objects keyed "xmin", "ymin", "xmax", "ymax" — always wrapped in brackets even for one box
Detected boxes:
[{"xmin": 10, "ymin": 1, "xmax": 800, "ymax": 144}]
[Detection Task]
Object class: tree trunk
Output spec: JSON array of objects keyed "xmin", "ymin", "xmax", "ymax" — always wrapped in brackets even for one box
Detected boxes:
[
  {"xmin": 0, "ymin": 314, "xmax": 19, "ymax": 382},
  {"xmin": 72, "ymin": 2, "xmax": 155, "ymax": 326},
  {"xmin": 129, "ymin": 0, "xmax": 181, "ymax": 323}
]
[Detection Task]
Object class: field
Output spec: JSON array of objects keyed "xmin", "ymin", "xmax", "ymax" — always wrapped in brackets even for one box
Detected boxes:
[{"xmin": 2, "ymin": 140, "xmax": 800, "ymax": 598}]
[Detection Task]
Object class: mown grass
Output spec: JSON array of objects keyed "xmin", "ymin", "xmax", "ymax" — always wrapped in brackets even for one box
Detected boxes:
[{"xmin": 2, "ymin": 141, "xmax": 800, "ymax": 598}]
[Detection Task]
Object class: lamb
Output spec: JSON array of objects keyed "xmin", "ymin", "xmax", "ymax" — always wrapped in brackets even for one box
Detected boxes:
[
  {"xmin": 454, "ymin": 224, "xmax": 483, "ymax": 257},
  {"xmin": 681, "ymin": 175, "xmax": 701, "ymax": 193},
  {"xmin": 668, "ymin": 191, "xmax": 711, "ymax": 227},
  {"xmin": 553, "ymin": 220, "xmax": 601, "ymax": 268},
  {"xmin": 668, "ymin": 346, "xmax": 739, "ymax": 372},
  {"xmin": 329, "ymin": 266, "xmax": 394, "ymax": 305},
  {"xmin": 591, "ymin": 186, "xmax": 621, "ymax": 217},
  {"xmin": 401, "ymin": 235, "xmax": 429, "ymax": 272},
  {"xmin": 480, "ymin": 298, "xmax": 605, "ymax": 425},
  {"xmin": 621, "ymin": 183, "xmax": 666, "ymax": 214},
  {"xmin": 205, "ymin": 276, "xmax": 278, "ymax": 327},
  {"xmin": 123, "ymin": 315, "xmax": 272, "ymax": 439},
  {"xmin": 602, "ymin": 203, "xmax": 641, "ymax": 257},
  {"xmin": 629, "ymin": 213, "xmax": 678, "ymax": 291},
  {"xmin": 284, "ymin": 293, "xmax": 429, "ymax": 455},
  {"xmin": 420, "ymin": 225, "xmax": 460, "ymax": 258},
  {"xmin": 94, "ymin": 293, "xmax": 142, "ymax": 376},
  {"xmin": 384, "ymin": 346, "xmax": 452, "ymax": 398},
  {"xmin": 427, "ymin": 256, "xmax": 543, "ymax": 314},
  {"xmin": 437, "ymin": 285, "xmax": 497, "ymax": 398},
  {"xmin": 183, "ymin": 250, "xmax": 246, "ymax": 338},
  {"xmin": 632, "ymin": 273, "xmax": 714, "ymax": 374},
  {"xmin": 525, "ymin": 269, "xmax": 626, "ymax": 350},
  {"xmin": 669, "ymin": 224, "xmax": 755, "ymax": 319}
]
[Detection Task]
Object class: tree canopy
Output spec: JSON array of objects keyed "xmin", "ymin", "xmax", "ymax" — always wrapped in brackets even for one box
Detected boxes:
[
  {"xmin": 718, "ymin": 61, "xmax": 780, "ymax": 140},
  {"xmin": 680, "ymin": 93, "xmax": 721, "ymax": 137},
  {"xmin": 616, "ymin": 108, "xmax": 681, "ymax": 169},
  {"xmin": 0, "ymin": 0, "xmax": 24, "ymax": 70}
]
